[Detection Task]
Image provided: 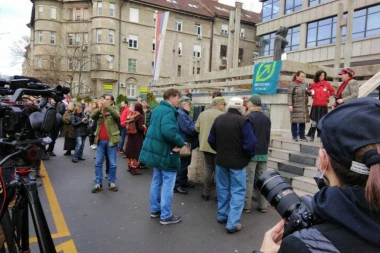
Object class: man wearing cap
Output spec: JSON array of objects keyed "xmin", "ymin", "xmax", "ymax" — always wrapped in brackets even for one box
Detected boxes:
[
  {"xmin": 243, "ymin": 94, "xmax": 271, "ymax": 213},
  {"xmin": 174, "ymin": 96, "xmax": 199, "ymax": 194},
  {"xmin": 208, "ymin": 97, "xmax": 257, "ymax": 234},
  {"xmin": 334, "ymin": 67, "xmax": 358, "ymax": 108},
  {"xmin": 195, "ymin": 96, "xmax": 226, "ymax": 201},
  {"xmin": 204, "ymin": 91, "xmax": 223, "ymax": 110}
]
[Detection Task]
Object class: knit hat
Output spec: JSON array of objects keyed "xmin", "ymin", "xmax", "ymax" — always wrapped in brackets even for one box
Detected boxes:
[
  {"xmin": 213, "ymin": 96, "xmax": 225, "ymax": 105},
  {"xmin": 180, "ymin": 96, "xmax": 192, "ymax": 103},
  {"xmin": 339, "ymin": 68, "xmax": 355, "ymax": 77},
  {"xmin": 248, "ymin": 94, "xmax": 261, "ymax": 106},
  {"xmin": 318, "ymin": 97, "xmax": 380, "ymax": 169}
]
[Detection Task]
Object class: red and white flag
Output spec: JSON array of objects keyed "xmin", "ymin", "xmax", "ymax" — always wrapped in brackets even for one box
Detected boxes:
[{"xmin": 153, "ymin": 11, "xmax": 170, "ymax": 86}]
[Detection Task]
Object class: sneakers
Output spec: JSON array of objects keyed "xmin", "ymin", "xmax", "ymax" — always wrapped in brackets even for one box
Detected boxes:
[
  {"xmin": 217, "ymin": 219, "xmax": 227, "ymax": 224},
  {"xmin": 109, "ymin": 183, "xmax": 118, "ymax": 192},
  {"xmin": 92, "ymin": 184, "xmax": 102, "ymax": 193},
  {"xmin": 90, "ymin": 144, "xmax": 97, "ymax": 150},
  {"xmin": 160, "ymin": 215, "xmax": 182, "ymax": 225},
  {"xmin": 72, "ymin": 157, "xmax": 78, "ymax": 163},
  {"xmin": 292, "ymin": 137, "xmax": 298, "ymax": 142},
  {"xmin": 226, "ymin": 223, "xmax": 243, "ymax": 234},
  {"xmin": 150, "ymin": 211, "xmax": 161, "ymax": 218},
  {"xmin": 78, "ymin": 157, "xmax": 86, "ymax": 161}
]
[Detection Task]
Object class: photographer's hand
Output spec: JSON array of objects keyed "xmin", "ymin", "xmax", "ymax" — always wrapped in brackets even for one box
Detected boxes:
[{"xmin": 260, "ymin": 219, "xmax": 286, "ymax": 253}]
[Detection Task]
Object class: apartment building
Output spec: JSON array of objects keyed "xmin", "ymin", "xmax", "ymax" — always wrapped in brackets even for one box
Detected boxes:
[
  {"xmin": 256, "ymin": 0, "xmax": 380, "ymax": 67},
  {"xmin": 25, "ymin": 0, "xmax": 260, "ymax": 98}
]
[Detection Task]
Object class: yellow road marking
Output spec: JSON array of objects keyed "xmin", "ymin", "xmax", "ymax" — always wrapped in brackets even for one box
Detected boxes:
[{"xmin": 56, "ymin": 239, "xmax": 78, "ymax": 252}]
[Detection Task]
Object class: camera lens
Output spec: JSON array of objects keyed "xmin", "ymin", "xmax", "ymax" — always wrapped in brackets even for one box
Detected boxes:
[{"xmin": 256, "ymin": 170, "xmax": 301, "ymax": 218}]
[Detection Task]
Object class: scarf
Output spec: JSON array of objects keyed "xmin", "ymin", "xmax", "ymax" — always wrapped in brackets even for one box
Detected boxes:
[{"xmin": 336, "ymin": 78, "xmax": 352, "ymax": 99}]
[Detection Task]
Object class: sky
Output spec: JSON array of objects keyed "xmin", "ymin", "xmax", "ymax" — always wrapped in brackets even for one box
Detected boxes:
[{"xmin": 0, "ymin": 0, "xmax": 262, "ymax": 76}]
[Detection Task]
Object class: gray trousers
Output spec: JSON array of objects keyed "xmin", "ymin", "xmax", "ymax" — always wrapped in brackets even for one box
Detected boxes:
[
  {"xmin": 244, "ymin": 160, "xmax": 268, "ymax": 210},
  {"xmin": 202, "ymin": 151, "xmax": 216, "ymax": 196}
]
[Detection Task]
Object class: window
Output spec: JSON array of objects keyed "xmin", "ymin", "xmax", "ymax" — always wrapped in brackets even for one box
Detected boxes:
[
  {"xmin": 153, "ymin": 12, "xmax": 157, "ymax": 27},
  {"xmin": 37, "ymin": 56, "xmax": 43, "ymax": 68},
  {"xmin": 192, "ymin": 67, "xmax": 200, "ymax": 74},
  {"xmin": 84, "ymin": 33, "xmax": 88, "ymax": 45},
  {"xmin": 68, "ymin": 8, "xmax": 73, "ymax": 20},
  {"xmin": 130, "ymin": 8, "xmax": 139, "ymax": 22},
  {"xmin": 195, "ymin": 23, "xmax": 201, "ymax": 35},
  {"xmin": 352, "ymin": 4, "xmax": 380, "ymax": 40},
  {"xmin": 193, "ymin": 45, "xmax": 201, "ymax": 58},
  {"xmin": 152, "ymin": 39, "xmax": 156, "ymax": 51},
  {"xmin": 50, "ymin": 32, "xmax": 56, "ymax": 44},
  {"xmin": 97, "ymin": 2, "xmax": 102, "ymax": 15},
  {"xmin": 109, "ymin": 30, "xmax": 115, "ymax": 44},
  {"xmin": 175, "ymin": 19, "xmax": 182, "ymax": 31},
  {"xmin": 285, "ymin": 26, "xmax": 300, "ymax": 52},
  {"xmin": 285, "ymin": 0, "xmax": 302, "ymax": 14},
  {"xmin": 75, "ymin": 33, "xmax": 81, "ymax": 45},
  {"xmin": 220, "ymin": 45, "xmax": 227, "ymax": 57},
  {"xmin": 309, "ymin": 0, "xmax": 331, "ymax": 7},
  {"xmin": 128, "ymin": 59, "xmax": 137, "ymax": 72},
  {"xmin": 38, "ymin": 31, "xmax": 43, "ymax": 43},
  {"xmin": 51, "ymin": 7, "xmax": 56, "ymax": 19},
  {"xmin": 128, "ymin": 35, "xmax": 138, "ymax": 49},
  {"xmin": 68, "ymin": 57, "xmax": 74, "ymax": 70},
  {"xmin": 83, "ymin": 57, "xmax": 88, "ymax": 71},
  {"xmin": 307, "ymin": 16, "xmax": 346, "ymax": 47},
  {"xmin": 221, "ymin": 24, "xmax": 228, "ymax": 36},
  {"xmin": 109, "ymin": 3, "xmax": 115, "ymax": 17},
  {"xmin": 38, "ymin": 5, "xmax": 43, "ymax": 18},
  {"xmin": 75, "ymin": 8, "xmax": 81, "ymax": 21},
  {"xmin": 259, "ymin": 32, "xmax": 276, "ymax": 56},
  {"xmin": 177, "ymin": 65, "xmax": 182, "ymax": 77},
  {"xmin": 68, "ymin": 33, "xmax": 74, "ymax": 45},
  {"xmin": 107, "ymin": 55, "xmax": 114, "ymax": 69},
  {"xmin": 240, "ymin": 28, "xmax": 246, "ymax": 39},
  {"xmin": 262, "ymin": 0, "xmax": 279, "ymax": 22},
  {"xmin": 127, "ymin": 84, "xmax": 136, "ymax": 97},
  {"xmin": 97, "ymin": 29, "xmax": 102, "ymax": 43},
  {"xmin": 152, "ymin": 61, "xmax": 155, "ymax": 74},
  {"xmin": 178, "ymin": 42, "xmax": 182, "ymax": 55}
]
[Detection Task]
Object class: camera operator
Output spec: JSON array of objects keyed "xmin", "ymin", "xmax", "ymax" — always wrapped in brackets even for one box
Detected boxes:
[{"xmin": 256, "ymin": 97, "xmax": 380, "ymax": 253}]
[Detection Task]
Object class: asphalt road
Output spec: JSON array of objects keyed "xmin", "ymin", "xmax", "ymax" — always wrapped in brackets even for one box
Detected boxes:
[{"xmin": 33, "ymin": 137, "xmax": 282, "ymax": 253}]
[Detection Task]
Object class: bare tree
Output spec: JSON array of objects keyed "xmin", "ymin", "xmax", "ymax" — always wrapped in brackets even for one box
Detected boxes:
[{"xmin": 9, "ymin": 35, "xmax": 30, "ymax": 70}]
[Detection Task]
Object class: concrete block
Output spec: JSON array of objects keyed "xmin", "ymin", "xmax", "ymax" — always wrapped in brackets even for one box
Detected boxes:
[
  {"xmin": 282, "ymin": 142, "xmax": 300, "ymax": 152},
  {"xmin": 270, "ymin": 149, "xmax": 290, "ymax": 160},
  {"xmin": 304, "ymin": 166, "xmax": 317, "ymax": 178},
  {"xmin": 300, "ymin": 144, "xmax": 319, "ymax": 156},
  {"xmin": 292, "ymin": 176, "xmax": 319, "ymax": 194},
  {"xmin": 290, "ymin": 153, "xmax": 316, "ymax": 166},
  {"xmin": 272, "ymin": 139, "xmax": 282, "ymax": 148}
]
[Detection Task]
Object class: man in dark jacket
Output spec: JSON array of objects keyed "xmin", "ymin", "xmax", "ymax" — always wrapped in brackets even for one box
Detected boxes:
[
  {"xmin": 139, "ymin": 89, "xmax": 185, "ymax": 225},
  {"xmin": 208, "ymin": 97, "xmax": 257, "ymax": 234},
  {"xmin": 243, "ymin": 94, "xmax": 271, "ymax": 213}
]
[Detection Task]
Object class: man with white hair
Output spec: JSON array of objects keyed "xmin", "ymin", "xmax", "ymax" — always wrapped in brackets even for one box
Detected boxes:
[{"xmin": 208, "ymin": 97, "xmax": 257, "ymax": 234}]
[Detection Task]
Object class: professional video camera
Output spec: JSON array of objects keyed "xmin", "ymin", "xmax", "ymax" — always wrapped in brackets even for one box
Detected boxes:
[{"xmin": 256, "ymin": 170, "xmax": 319, "ymax": 237}]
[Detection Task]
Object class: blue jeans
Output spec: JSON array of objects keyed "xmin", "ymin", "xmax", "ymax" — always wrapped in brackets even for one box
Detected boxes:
[
  {"xmin": 215, "ymin": 165, "xmax": 246, "ymax": 230},
  {"xmin": 118, "ymin": 127, "xmax": 126, "ymax": 151},
  {"xmin": 94, "ymin": 140, "xmax": 117, "ymax": 184},
  {"xmin": 150, "ymin": 168, "xmax": 177, "ymax": 220},
  {"xmin": 73, "ymin": 136, "xmax": 86, "ymax": 159}
]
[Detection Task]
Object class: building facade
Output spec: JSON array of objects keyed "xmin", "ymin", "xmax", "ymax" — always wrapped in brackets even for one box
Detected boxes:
[
  {"xmin": 256, "ymin": 0, "xmax": 380, "ymax": 67},
  {"xmin": 25, "ymin": 0, "xmax": 260, "ymax": 98}
]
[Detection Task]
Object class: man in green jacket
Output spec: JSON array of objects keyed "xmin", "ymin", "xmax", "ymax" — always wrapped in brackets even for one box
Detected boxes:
[
  {"xmin": 139, "ymin": 88, "xmax": 185, "ymax": 225},
  {"xmin": 91, "ymin": 94, "xmax": 120, "ymax": 193}
]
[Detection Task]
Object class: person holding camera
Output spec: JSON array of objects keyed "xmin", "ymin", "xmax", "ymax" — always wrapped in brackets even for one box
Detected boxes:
[{"xmin": 256, "ymin": 97, "xmax": 380, "ymax": 253}]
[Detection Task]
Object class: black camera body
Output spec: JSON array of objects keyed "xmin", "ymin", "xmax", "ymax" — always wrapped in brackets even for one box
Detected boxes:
[{"xmin": 256, "ymin": 170, "xmax": 319, "ymax": 237}]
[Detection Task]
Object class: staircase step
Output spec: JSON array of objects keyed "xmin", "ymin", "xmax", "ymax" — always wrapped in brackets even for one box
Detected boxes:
[
  {"xmin": 268, "ymin": 157, "xmax": 306, "ymax": 176},
  {"xmin": 300, "ymin": 144, "xmax": 320, "ymax": 156},
  {"xmin": 292, "ymin": 176, "xmax": 319, "ymax": 194},
  {"xmin": 294, "ymin": 188, "xmax": 314, "ymax": 197},
  {"xmin": 271, "ymin": 139, "xmax": 300, "ymax": 152},
  {"xmin": 269, "ymin": 147, "xmax": 317, "ymax": 166}
]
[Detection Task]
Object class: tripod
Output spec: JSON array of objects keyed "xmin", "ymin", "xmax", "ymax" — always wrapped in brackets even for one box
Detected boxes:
[{"xmin": 0, "ymin": 145, "xmax": 56, "ymax": 253}]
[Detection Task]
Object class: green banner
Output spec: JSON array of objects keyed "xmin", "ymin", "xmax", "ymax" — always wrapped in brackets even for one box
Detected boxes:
[{"xmin": 252, "ymin": 61, "xmax": 282, "ymax": 94}]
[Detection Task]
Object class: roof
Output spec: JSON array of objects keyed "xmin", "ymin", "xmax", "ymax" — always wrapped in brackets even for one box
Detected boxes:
[{"xmin": 133, "ymin": 0, "xmax": 214, "ymax": 18}]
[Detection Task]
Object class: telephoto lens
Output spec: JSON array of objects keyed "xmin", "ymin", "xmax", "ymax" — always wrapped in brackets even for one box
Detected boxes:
[{"xmin": 256, "ymin": 170, "xmax": 301, "ymax": 218}]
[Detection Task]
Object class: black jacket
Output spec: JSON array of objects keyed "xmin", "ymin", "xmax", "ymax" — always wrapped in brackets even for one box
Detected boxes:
[
  {"xmin": 279, "ymin": 186, "xmax": 380, "ymax": 253},
  {"xmin": 246, "ymin": 110, "xmax": 271, "ymax": 155},
  {"xmin": 70, "ymin": 113, "xmax": 88, "ymax": 137}
]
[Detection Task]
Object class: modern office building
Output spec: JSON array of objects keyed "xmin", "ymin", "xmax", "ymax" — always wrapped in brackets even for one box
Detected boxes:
[
  {"xmin": 256, "ymin": 0, "xmax": 380, "ymax": 67},
  {"xmin": 24, "ymin": 0, "xmax": 260, "ymax": 98}
]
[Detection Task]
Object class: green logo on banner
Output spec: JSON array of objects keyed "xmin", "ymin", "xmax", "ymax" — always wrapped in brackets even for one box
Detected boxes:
[{"xmin": 252, "ymin": 61, "xmax": 282, "ymax": 94}]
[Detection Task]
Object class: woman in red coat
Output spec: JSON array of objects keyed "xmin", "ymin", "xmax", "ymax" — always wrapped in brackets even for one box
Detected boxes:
[
  {"xmin": 125, "ymin": 103, "xmax": 146, "ymax": 175},
  {"xmin": 307, "ymin": 70, "xmax": 335, "ymax": 141}
]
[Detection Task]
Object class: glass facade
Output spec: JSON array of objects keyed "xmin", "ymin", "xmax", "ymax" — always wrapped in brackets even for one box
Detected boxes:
[
  {"xmin": 285, "ymin": 0, "xmax": 302, "ymax": 14},
  {"xmin": 307, "ymin": 16, "xmax": 339, "ymax": 47},
  {"xmin": 309, "ymin": 0, "xmax": 331, "ymax": 7},
  {"xmin": 352, "ymin": 4, "xmax": 380, "ymax": 40},
  {"xmin": 259, "ymin": 32, "xmax": 276, "ymax": 56},
  {"xmin": 262, "ymin": 0, "xmax": 279, "ymax": 22},
  {"xmin": 285, "ymin": 26, "xmax": 300, "ymax": 52}
]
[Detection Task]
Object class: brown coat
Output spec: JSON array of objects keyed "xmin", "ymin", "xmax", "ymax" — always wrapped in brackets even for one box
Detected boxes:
[
  {"xmin": 125, "ymin": 113, "xmax": 145, "ymax": 159},
  {"xmin": 61, "ymin": 110, "xmax": 75, "ymax": 138},
  {"xmin": 287, "ymin": 81, "xmax": 310, "ymax": 123}
]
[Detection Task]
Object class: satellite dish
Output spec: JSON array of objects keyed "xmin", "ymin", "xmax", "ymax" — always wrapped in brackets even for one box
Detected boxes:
[{"xmin": 106, "ymin": 55, "xmax": 113, "ymax": 62}]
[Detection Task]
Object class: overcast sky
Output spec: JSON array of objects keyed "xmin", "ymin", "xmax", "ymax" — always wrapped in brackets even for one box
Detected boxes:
[{"xmin": 0, "ymin": 0, "xmax": 262, "ymax": 76}]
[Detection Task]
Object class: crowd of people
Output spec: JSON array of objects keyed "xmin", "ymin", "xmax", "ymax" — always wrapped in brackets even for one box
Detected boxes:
[{"xmin": 20, "ymin": 67, "xmax": 378, "ymax": 251}]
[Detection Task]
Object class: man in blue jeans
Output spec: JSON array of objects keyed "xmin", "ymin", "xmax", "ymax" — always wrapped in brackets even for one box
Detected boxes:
[
  {"xmin": 91, "ymin": 94, "xmax": 120, "ymax": 193},
  {"xmin": 208, "ymin": 97, "xmax": 257, "ymax": 233},
  {"xmin": 139, "ymin": 89, "xmax": 185, "ymax": 225}
]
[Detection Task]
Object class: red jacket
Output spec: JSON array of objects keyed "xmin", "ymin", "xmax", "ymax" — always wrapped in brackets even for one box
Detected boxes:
[
  {"xmin": 120, "ymin": 106, "xmax": 130, "ymax": 127},
  {"xmin": 309, "ymin": 81, "xmax": 335, "ymax": 106}
]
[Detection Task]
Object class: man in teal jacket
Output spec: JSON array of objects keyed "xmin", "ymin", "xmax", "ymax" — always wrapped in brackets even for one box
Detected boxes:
[{"xmin": 139, "ymin": 88, "xmax": 185, "ymax": 225}]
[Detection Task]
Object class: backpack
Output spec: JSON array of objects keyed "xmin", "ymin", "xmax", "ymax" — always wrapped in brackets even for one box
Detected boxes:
[{"xmin": 126, "ymin": 112, "xmax": 138, "ymax": 134}]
